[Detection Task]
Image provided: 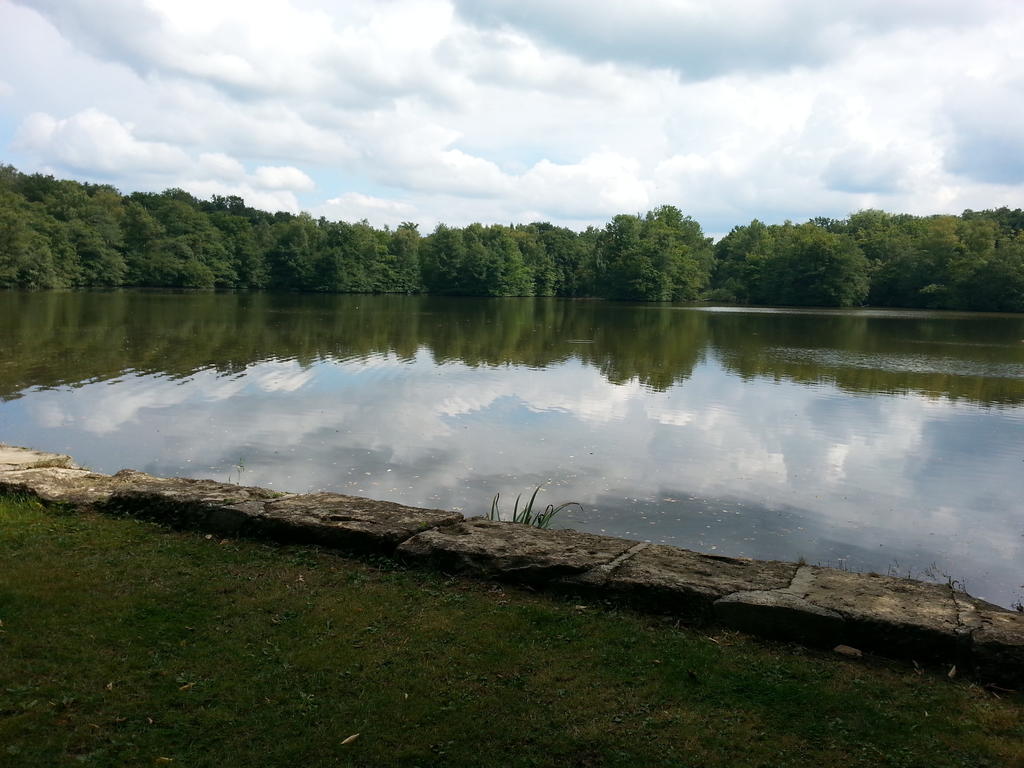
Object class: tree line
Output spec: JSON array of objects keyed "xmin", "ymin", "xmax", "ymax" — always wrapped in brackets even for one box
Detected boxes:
[{"xmin": 2, "ymin": 164, "xmax": 1023, "ymax": 311}]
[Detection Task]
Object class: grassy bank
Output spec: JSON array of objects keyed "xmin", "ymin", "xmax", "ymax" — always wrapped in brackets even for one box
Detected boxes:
[{"xmin": 1, "ymin": 496, "xmax": 1021, "ymax": 768}]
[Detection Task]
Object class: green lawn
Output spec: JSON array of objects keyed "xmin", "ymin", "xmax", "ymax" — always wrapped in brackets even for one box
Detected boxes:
[{"xmin": 1, "ymin": 496, "xmax": 1021, "ymax": 768}]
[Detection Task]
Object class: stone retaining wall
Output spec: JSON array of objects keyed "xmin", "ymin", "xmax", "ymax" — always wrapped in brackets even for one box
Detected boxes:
[{"xmin": 1, "ymin": 443, "xmax": 1020, "ymax": 687}]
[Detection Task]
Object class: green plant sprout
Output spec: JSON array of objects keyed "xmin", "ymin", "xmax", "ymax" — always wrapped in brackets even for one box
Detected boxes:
[{"xmin": 487, "ymin": 485, "xmax": 582, "ymax": 529}]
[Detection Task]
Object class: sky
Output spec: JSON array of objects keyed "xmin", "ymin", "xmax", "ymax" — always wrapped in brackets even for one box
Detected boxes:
[{"xmin": 1, "ymin": 0, "xmax": 1022, "ymax": 234}]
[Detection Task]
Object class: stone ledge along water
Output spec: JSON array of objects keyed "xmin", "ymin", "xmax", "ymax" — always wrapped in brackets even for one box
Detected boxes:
[{"xmin": 1, "ymin": 443, "xmax": 1021, "ymax": 687}]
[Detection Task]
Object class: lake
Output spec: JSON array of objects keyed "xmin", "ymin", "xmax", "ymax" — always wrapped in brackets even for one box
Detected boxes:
[{"xmin": 1, "ymin": 291, "xmax": 1022, "ymax": 608}]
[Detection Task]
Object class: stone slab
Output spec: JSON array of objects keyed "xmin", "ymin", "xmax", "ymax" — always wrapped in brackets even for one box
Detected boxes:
[
  {"xmin": 955, "ymin": 595, "xmax": 1024, "ymax": 685},
  {"xmin": 972, "ymin": 611, "xmax": 1024, "ymax": 687},
  {"xmin": 398, "ymin": 518, "xmax": 636, "ymax": 583},
  {"xmin": 714, "ymin": 588, "xmax": 846, "ymax": 645},
  {"xmin": 0, "ymin": 444, "xmax": 77, "ymax": 473},
  {"xmin": 794, "ymin": 566, "xmax": 969, "ymax": 660},
  {"xmin": 0, "ymin": 467, "xmax": 133, "ymax": 505},
  {"xmin": 595, "ymin": 544, "xmax": 797, "ymax": 615},
  {"xmin": 714, "ymin": 566, "xmax": 973, "ymax": 662},
  {"xmin": 103, "ymin": 474, "xmax": 284, "ymax": 535},
  {"xmin": 255, "ymin": 493, "xmax": 463, "ymax": 553}
]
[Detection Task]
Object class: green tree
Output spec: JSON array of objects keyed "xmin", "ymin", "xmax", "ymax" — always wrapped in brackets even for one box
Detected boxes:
[
  {"xmin": 421, "ymin": 224, "xmax": 466, "ymax": 294},
  {"xmin": 0, "ymin": 191, "xmax": 67, "ymax": 288},
  {"xmin": 710, "ymin": 219, "xmax": 771, "ymax": 303},
  {"xmin": 762, "ymin": 223, "xmax": 869, "ymax": 307},
  {"xmin": 267, "ymin": 216, "xmax": 317, "ymax": 290},
  {"xmin": 389, "ymin": 222, "xmax": 422, "ymax": 293}
]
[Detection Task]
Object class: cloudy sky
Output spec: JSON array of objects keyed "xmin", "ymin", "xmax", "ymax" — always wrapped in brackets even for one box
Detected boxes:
[{"xmin": 1, "ymin": 0, "xmax": 1022, "ymax": 233}]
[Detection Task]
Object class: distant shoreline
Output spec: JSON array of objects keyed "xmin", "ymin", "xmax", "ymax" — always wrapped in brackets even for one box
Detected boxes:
[{"xmin": 3, "ymin": 164, "xmax": 1023, "ymax": 311}]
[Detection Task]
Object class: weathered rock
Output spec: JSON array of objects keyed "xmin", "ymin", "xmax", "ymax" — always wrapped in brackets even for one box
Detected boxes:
[
  {"xmin": 103, "ymin": 474, "xmax": 284, "ymax": 535},
  {"xmin": 793, "ymin": 567, "xmax": 969, "ymax": 660},
  {"xmin": 954, "ymin": 595, "xmax": 1024, "ymax": 685},
  {"xmin": 715, "ymin": 565, "xmax": 971, "ymax": 660},
  {"xmin": 594, "ymin": 544, "xmax": 796, "ymax": 615},
  {"xmin": 398, "ymin": 518, "xmax": 635, "ymax": 583},
  {"xmin": 255, "ymin": 493, "xmax": 463, "ymax": 553},
  {"xmin": 833, "ymin": 644, "xmax": 863, "ymax": 658},
  {"xmin": 0, "ymin": 467, "xmax": 128, "ymax": 505},
  {"xmin": 0, "ymin": 444, "xmax": 77, "ymax": 473},
  {"xmin": 971, "ymin": 611, "xmax": 1024, "ymax": 687},
  {"xmin": 714, "ymin": 586, "xmax": 845, "ymax": 645}
]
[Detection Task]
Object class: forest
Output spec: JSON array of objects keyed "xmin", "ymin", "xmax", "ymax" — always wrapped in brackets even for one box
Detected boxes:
[{"xmin": 2, "ymin": 164, "xmax": 1023, "ymax": 311}]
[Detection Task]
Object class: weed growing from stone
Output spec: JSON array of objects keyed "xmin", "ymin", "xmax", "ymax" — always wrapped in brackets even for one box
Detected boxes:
[{"xmin": 488, "ymin": 485, "xmax": 582, "ymax": 529}]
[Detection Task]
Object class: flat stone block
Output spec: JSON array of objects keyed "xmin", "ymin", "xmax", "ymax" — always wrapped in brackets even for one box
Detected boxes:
[
  {"xmin": 257, "ymin": 493, "xmax": 463, "ymax": 553},
  {"xmin": 713, "ymin": 566, "xmax": 976, "ymax": 658},
  {"xmin": 398, "ymin": 519, "xmax": 635, "ymax": 583},
  {"xmin": 793, "ymin": 567, "xmax": 967, "ymax": 660},
  {"xmin": 972, "ymin": 610, "xmax": 1024, "ymax": 687},
  {"xmin": 956, "ymin": 595, "xmax": 1024, "ymax": 685},
  {"xmin": 0, "ymin": 444, "xmax": 77, "ymax": 473},
  {"xmin": 714, "ymin": 589, "xmax": 845, "ymax": 645},
  {"xmin": 0, "ymin": 467, "xmax": 126, "ymax": 505},
  {"xmin": 104, "ymin": 474, "xmax": 284, "ymax": 535},
  {"xmin": 601, "ymin": 545, "xmax": 796, "ymax": 614}
]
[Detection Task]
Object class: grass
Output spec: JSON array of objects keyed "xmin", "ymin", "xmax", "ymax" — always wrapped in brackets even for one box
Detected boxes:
[
  {"xmin": 1, "ymin": 495, "xmax": 1022, "ymax": 768},
  {"xmin": 488, "ymin": 485, "xmax": 583, "ymax": 528}
]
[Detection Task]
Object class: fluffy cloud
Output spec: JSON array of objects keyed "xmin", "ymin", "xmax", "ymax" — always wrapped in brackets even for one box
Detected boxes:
[
  {"xmin": 313, "ymin": 193, "xmax": 417, "ymax": 228},
  {"xmin": 14, "ymin": 107, "xmax": 312, "ymax": 211},
  {"xmin": 2, "ymin": 0, "xmax": 1023, "ymax": 230},
  {"xmin": 450, "ymin": 0, "xmax": 993, "ymax": 79},
  {"xmin": 16, "ymin": 108, "xmax": 189, "ymax": 175},
  {"xmin": 19, "ymin": 0, "xmax": 459, "ymax": 105},
  {"xmin": 251, "ymin": 165, "xmax": 315, "ymax": 191}
]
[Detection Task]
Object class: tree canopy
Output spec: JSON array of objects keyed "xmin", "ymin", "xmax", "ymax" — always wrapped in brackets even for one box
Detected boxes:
[{"xmin": 1, "ymin": 165, "xmax": 1022, "ymax": 311}]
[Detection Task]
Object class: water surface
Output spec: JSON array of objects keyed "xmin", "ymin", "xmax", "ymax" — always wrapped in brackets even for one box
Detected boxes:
[{"xmin": 2, "ymin": 292, "xmax": 1022, "ymax": 607}]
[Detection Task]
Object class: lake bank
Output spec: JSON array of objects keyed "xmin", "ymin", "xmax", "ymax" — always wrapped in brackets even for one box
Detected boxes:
[
  {"xmin": 2, "ymin": 443, "xmax": 1021, "ymax": 689},
  {"xmin": 2, "ymin": 494, "xmax": 1022, "ymax": 767}
]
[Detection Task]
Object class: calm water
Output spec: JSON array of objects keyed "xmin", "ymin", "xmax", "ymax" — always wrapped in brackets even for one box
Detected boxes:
[{"xmin": 2, "ymin": 292, "xmax": 1022, "ymax": 607}]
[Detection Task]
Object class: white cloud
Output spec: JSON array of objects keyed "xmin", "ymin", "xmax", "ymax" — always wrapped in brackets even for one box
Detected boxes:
[
  {"xmin": 519, "ymin": 153, "xmax": 651, "ymax": 217},
  {"xmin": 2, "ymin": 0, "xmax": 1023, "ymax": 229},
  {"xmin": 197, "ymin": 152, "xmax": 245, "ymax": 180},
  {"xmin": 313, "ymin": 193, "xmax": 417, "ymax": 228},
  {"xmin": 252, "ymin": 165, "xmax": 315, "ymax": 191},
  {"xmin": 451, "ymin": 0, "xmax": 993, "ymax": 78},
  {"xmin": 15, "ymin": 108, "xmax": 189, "ymax": 175},
  {"xmin": 13, "ymin": 107, "xmax": 313, "ymax": 212},
  {"xmin": 180, "ymin": 179, "xmax": 301, "ymax": 214}
]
